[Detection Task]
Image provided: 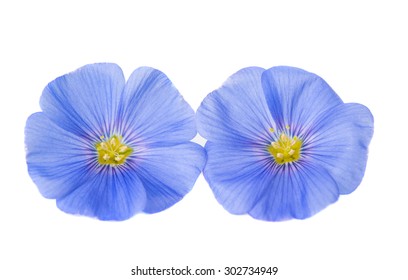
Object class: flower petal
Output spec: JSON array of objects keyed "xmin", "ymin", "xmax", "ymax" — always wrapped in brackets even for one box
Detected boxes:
[
  {"xmin": 56, "ymin": 167, "xmax": 147, "ymax": 221},
  {"xmin": 303, "ymin": 103, "xmax": 374, "ymax": 194},
  {"xmin": 25, "ymin": 113, "xmax": 93, "ymax": 199},
  {"xmin": 196, "ymin": 67, "xmax": 275, "ymax": 145},
  {"xmin": 131, "ymin": 142, "xmax": 206, "ymax": 213},
  {"xmin": 40, "ymin": 63, "xmax": 125, "ymax": 139},
  {"xmin": 26, "ymin": 112, "xmax": 147, "ymax": 221},
  {"xmin": 203, "ymin": 142, "xmax": 272, "ymax": 214},
  {"xmin": 249, "ymin": 161, "xmax": 339, "ymax": 221},
  {"xmin": 119, "ymin": 67, "xmax": 196, "ymax": 146},
  {"xmin": 261, "ymin": 66, "xmax": 343, "ymax": 133}
]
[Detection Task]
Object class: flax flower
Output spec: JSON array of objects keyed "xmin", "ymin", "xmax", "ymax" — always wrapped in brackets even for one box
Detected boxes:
[
  {"xmin": 25, "ymin": 63, "xmax": 205, "ymax": 221},
  {"xmin": 196, "ymin": 66, "xmax": 373, "ymax": 221}
]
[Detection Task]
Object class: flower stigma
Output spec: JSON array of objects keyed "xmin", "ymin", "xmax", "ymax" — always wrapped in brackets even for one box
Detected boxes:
[
  {"xmin": 267, "ymin": 132, "xmax": 302, "ymax": 165},
  {"xmin": 95, "ymin": 135, "xmax": 133, "ymax": 166}
]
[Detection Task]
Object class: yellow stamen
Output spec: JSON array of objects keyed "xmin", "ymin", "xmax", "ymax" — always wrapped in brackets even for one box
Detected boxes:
[
  {"xmin": 96, "ymin": 135, "xmax": 133, "ymax": 166},
  {"xmin": 102, "ymin": 153, "xmax": 110, "ymax": 161},
  {"xmin": 267, "ymin": 133, "xmax": 302, "ymax": 164}
]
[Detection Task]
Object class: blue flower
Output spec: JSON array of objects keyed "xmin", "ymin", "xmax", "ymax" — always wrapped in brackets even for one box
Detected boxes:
[
  {"xmin": 196, "ymin": 66, "xmax": 373, "ymax": 221},
  {"xmin": 25, "ymin": 63, "xmax": 206, "ymax": 221}
]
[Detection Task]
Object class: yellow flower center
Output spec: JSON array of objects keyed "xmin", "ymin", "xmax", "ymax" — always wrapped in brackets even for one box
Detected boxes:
[
  {"xmin": 95, "ymin": 135, "xmax": 133, "ymax": 166},
  {"xmin": 267, "ymin": 133, "xmax": 302, "ymax": 164}
]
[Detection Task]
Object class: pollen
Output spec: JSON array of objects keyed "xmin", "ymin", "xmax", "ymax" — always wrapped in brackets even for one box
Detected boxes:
[
  {"xmin": 95, "ymin": 135, "xmax": 133, "ymax": 166},
  {"xmin": 267, "ymin": 133, "xmax": 302, "ymax": 164}
]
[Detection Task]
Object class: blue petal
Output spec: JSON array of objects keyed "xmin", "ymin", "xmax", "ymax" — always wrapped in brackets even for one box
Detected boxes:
[
  {"xmin": 25, "ymin": 113, "xmax": 94, "ymax": 199},
  {"xmin": 40, "ymin": 63, "xmax": 125, "ymax": 139},
  {"xmin": 302, "ymin": 103, "xmax": 374, "ymax": 194},
  {"xmin": 26, "ymin": 113, "xmax": 147, "ymax": 221},
  {"xmin": 56, "ymin": 167, "xmax": 146, "ymax": 221},
  {"xmin": 132, "ymin": 142, "xmax": 206, "ymax": 213},
  {"xmin": 261, "ymin": 66, "xmax": 343, "ymax": 132},
  {"xmin": 203, "ymin": 142, "xmax": 272, "ymax": 214},
  {"xmin": 249, "ymin": 160, "xmax": 339, "ymax": 221},
  {"xmin": 196, "ymin": 67, "xmax": 276, "ymax": 145},
  {"xmin": 119, "ymin": 67, "xmax": 196, "ymax": 146}
]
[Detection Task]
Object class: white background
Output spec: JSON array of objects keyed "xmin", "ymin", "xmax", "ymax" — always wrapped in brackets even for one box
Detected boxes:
[{"xmin": 1, "ymin": 1, "xmax": 407, "ymax": 279}]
